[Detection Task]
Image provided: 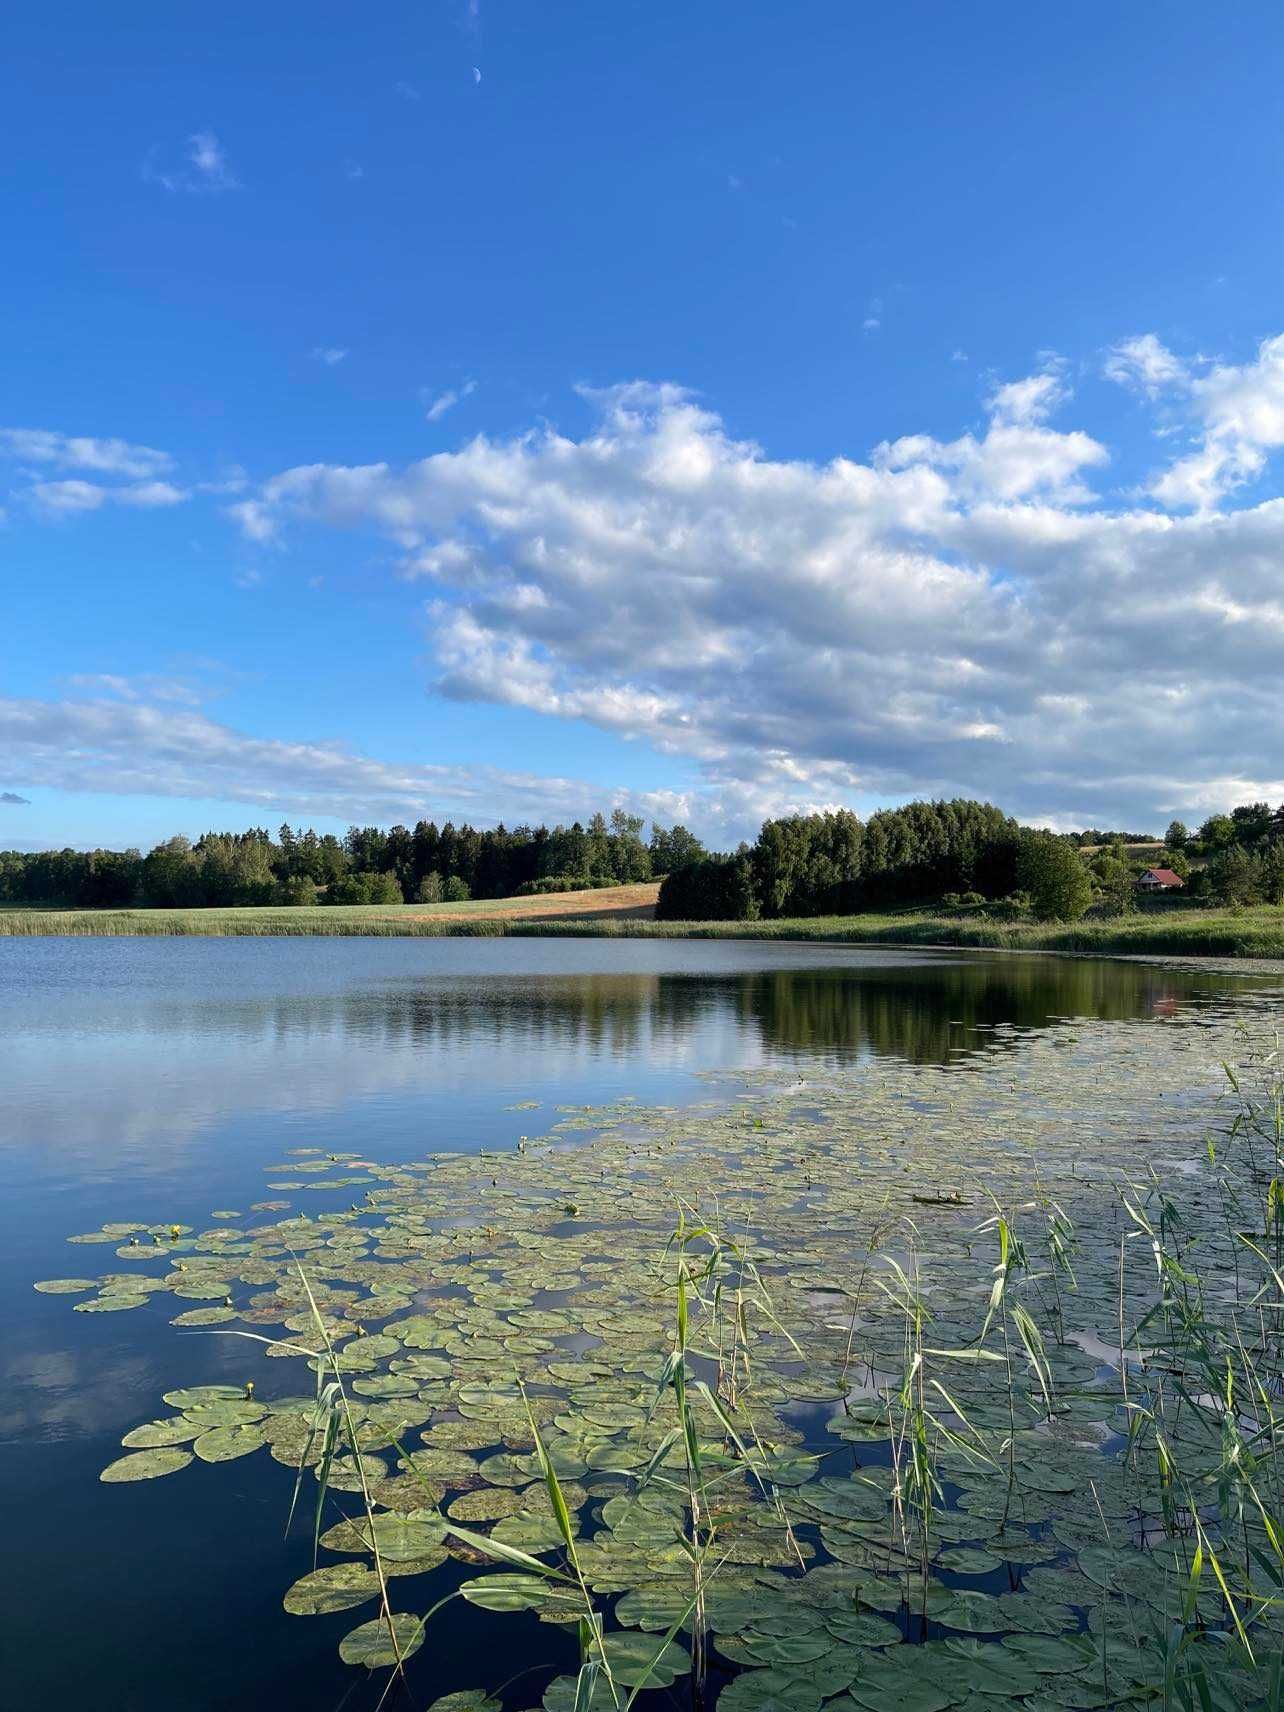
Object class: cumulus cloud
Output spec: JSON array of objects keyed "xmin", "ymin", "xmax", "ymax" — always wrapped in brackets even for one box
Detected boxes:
[
  {"xmin": 1104, "ymin": 333, "xmax": 1190, "ymax": 399},
  {"xmin": 1, "ymin": 792, "xmax": 28, "ymax": 805},
  {"xmin": 312, "ymin": 346, "xmax": 348, "ymax": 366},
  {"xmin": 218, "ymin": 361, "xmax": 1284, "ymax": 830},
  {"xmin": 1108, "ymin": 332, "xmax": 1284, "ymax": 510}
]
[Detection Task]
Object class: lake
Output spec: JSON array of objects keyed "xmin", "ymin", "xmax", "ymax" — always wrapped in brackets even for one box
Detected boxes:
[{"xmin": 2, "ymin": 936, "xmax": 1275, "ymax": 1711}]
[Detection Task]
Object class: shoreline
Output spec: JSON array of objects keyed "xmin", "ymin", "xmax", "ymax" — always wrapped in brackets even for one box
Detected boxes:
[{"xmin": 3, "ymin": 898, "xmax": 1284, "ymax": 968}]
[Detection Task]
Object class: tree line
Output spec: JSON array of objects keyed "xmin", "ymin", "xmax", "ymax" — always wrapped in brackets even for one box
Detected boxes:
[
  {"xmin": 6, "ymin": 794, "xmax": 1284, "ymax": 920},
  {"xmin": 658, "ymin": 797, "xmax": 1284, "ymax": 923},
  {"xmin": 657, "ymin": 800, "xmax": 1028, "ymax": 920},
  {"xmin": 0, "ymin": 813, "xmax": 705, "ymax": 910}
]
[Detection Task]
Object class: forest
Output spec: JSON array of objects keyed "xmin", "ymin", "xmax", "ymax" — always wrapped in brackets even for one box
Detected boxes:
[
  {"xmin": 656, "ymin": 799, "xmax": 1284, "ymax": 922},
  {"xmin": 4, "ymin": 797, "xmax": 1284, "ymax": 921},
  {"xmin": 0, "ymin": 812, "xmax": 702, "ymax": 909}
]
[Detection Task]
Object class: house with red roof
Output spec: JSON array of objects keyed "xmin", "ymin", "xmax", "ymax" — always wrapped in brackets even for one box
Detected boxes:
[{"xmin": 1137, "ymin": 867, "xmax": 1185, "ymax": 891}]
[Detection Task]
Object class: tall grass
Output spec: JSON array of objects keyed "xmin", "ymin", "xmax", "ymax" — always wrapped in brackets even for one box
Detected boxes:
[{"xmin": 5, "ymin": 899, "xmax": 1283, "ymax": 956}]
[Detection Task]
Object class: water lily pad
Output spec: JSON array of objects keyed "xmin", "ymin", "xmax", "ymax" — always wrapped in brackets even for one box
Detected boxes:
[
  {"xmin": 322, "ymin": 1509, "xmax": 446, "ymax": 1561},
  {"xmin": 193, "ymin": 1424, "xmax": 266, "ymax": 1462},
  {"xmin": 458, "ymin": 1573, "xmax": 581, "ymax": 1614},
  {"xmin": 598, "ymin": 1632, "xmax": 689, "ymax": 1687},
  {"xmin": 338, "ymin": 1612, "xmax": 425, "ymax": 1667},
  {"xmin": 121, "ymin": 1417, "xmax": 200, "ymax": 1448},
  {"xmin": 100, "ymin": 1447, "xmax": 194, "ymax": 1482},
  {"xmin": 284, "ymin": 1561, "xmax": 382, "ymax": 1615},
  {"xmin": 163, "ymin": 1385, "xmax": 249, "ymax": 1409},
  {"xmin": 428, "ymin": 1693, "xmax": 502, "ymax": 1712},
  {"xmin": 33, "ymin": 1278, "xmax": 99, "ymax": 1294}
]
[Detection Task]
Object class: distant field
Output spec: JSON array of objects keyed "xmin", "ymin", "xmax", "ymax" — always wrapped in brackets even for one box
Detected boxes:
[
  {"xmin": 0, "ymin": 881, "xmax": 661, "ymax": 936},
  {"xmin": 4, "ymin": 888, "xmax": 1283, "ymax": 960}
]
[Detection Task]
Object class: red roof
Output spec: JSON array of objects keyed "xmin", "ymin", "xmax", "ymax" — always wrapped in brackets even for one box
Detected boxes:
[{"xmin": 1140, "ymin": 868, "xmax": 1184, "ymax": 886}]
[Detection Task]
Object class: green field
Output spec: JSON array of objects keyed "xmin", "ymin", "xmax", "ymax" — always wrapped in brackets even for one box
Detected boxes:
[{"xmin": 3, "ymin": 891, "xmax": 1284, "ymax": 958}]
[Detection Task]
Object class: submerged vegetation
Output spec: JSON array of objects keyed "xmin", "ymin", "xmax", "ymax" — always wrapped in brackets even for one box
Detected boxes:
[{"xmin": 36, "ymin": 981, "xmax": 1284, "ymax": 1708}]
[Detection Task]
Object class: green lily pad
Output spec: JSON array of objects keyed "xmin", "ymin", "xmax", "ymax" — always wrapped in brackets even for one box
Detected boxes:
[
  {"xmin": 193, "ymin": 1424, "xmax": 266, "ymax": 1462},
  {"xmin": 598, "ymin": 1632, "xmax": 689, "ymax": 1688},
  {"xmin": 428, "ymin": 1693, "xmax": 502, "ymax": 1712},
  {"xmin": 321, "ymin": 1509, "xmax": 446, "ymax": 1561},
  {"xmin": 121, "ymin": 1417, "xmax": 200, "ymax": 1448},
  {"xmin": 284, "ymin": 1562, "xmax": 382, "ymax": 1615},
  {"xmin": 100, "ymin": 1447, "xmax": 194, "ymax": 1482},
  {"xmin": 162, "ymin": 1385, "xmax": 249, "ymax": 1409},
  {"xmin": 338, "ymin": 1612, "xmax": 426, "ymax": 1667},
  {"xmin": 458, "ymin": 1573, "xmax": 581, "ymax": 1614}
]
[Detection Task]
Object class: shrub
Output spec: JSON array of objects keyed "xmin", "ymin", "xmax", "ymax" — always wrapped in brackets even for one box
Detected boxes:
[
  {"xmin": 657, "ymin": 855, "xmax": 758, "ymax": 921},
  {"xmin": 1016, "ymin": 831, "xmax": 1092, "ymax": 922}
]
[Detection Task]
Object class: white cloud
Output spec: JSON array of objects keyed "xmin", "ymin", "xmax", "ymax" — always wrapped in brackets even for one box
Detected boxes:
[
  {"xmin": 0, "ymin": 428, "xmax": 172, "ymax": 479},
  {"xmin": 0, "ymin": 691, "xmax": 715, "ymax": 836},
  {"xmin": 312, "ymin": 346, "xmax": 348, "ymax": 366},
  {"xmin": 1108, "ymin": 333, "xmax": 1284, "ymax": 510},
  {"xmin": 220, "ymin": 360, "xmax": 1284, "ymax": 829},
  {"xmin": 27, "ymin": 477, "xmax": 185, "ymax": 516},
  {"xmin": 1, "ymin": 427, "xmax": 189, "ymax": 516},
  {"xmin": 472, "ymin": 66, "xmax": 482, "ymax": 84},
  {"xmin": 424, "ymin": 380, "xmax": 477, "ymax": 422},
  {"xmin": 64, "ymin": 673, "xmax": 204, "ymax": 706},
  {"xmin": 29, "ymin": 479, "xmax": 108, "ymax": 514},
  {"xmin": 987, "ymin": 365, "xmax": 1068, "ymax": 426},
  {"xmin": 144, "ymin": 130, "xmax": 240, "ymax": 193},
  {"xmin": 1104, "ymin": 333, "xmax": 1189, "ymax": 398},
  {"xmin": 395, "ymin": 80, "xmax": 421, "ymax": 101},
  {"xmin": 118, "ymin": 480, "xmax": 186, "ymax": 508}
]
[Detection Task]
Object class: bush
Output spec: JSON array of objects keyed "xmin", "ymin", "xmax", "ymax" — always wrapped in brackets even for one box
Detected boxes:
[
  {"xmin": 443, "ymin": 876, "xmax": 471, "ymax": 903},
  {"xmin": 415, "ymin": 872, "xmax": 443, "ymax": 905},
  {"xmin": 327, "ymin": 870, "xmax": 403, "ymax": 905},
  {"xmin": 1016, "ymin": 831, "xmax": 1092, "ymax": 922},
  {"xmin": 657, "ymin": 855, "xmax": 758, "ymax": 921},
  {"xmin": 277, "ymin": 875, "xmax": 318, "ymax": 907}
]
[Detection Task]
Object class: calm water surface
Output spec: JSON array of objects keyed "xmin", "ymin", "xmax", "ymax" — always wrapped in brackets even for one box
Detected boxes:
[{"xmin": 0, "ymin": 936, "xmax": 1265, "ymax": 1710}]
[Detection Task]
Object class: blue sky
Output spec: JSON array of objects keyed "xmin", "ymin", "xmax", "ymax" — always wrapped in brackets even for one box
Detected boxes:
[{"xmin": 5, "ymin": 1, "xmax": 1284, "ymax": 850}]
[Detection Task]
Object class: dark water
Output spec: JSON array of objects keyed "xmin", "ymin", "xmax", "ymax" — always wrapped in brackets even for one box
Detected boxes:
[{"xmin": 0, "ymin": 937, "xmax": 1262, "ymax": 1711}]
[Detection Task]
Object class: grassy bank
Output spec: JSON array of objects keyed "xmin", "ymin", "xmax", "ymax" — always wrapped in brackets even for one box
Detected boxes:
[
  {"xmin": 4, "ymin": 890, "xmax": 1283, "ymax": 958},
  {"xmin": 517, "ymin": 903, "xmax": 1284, "ymax": 959}
]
